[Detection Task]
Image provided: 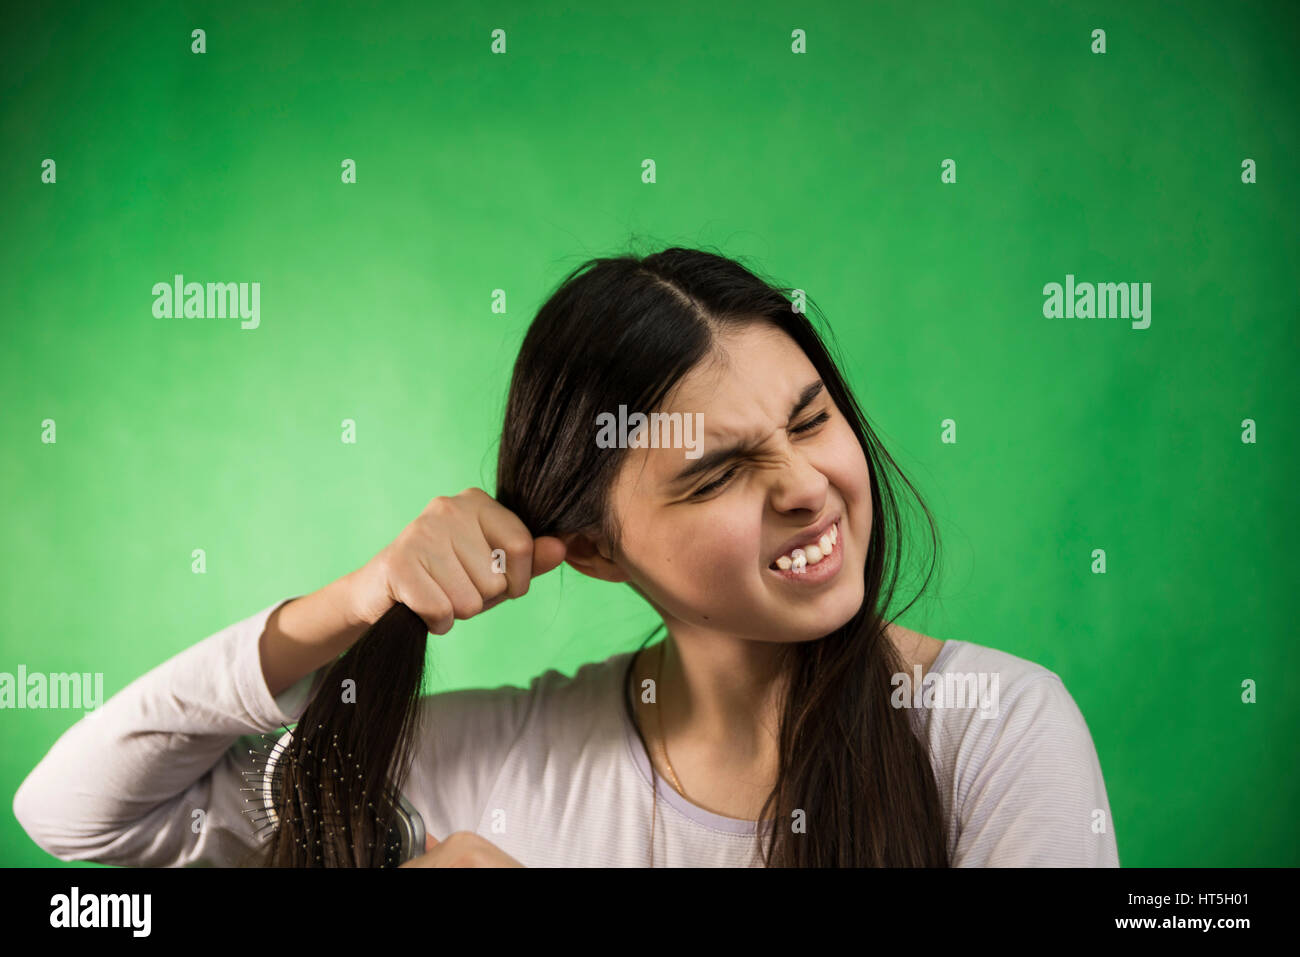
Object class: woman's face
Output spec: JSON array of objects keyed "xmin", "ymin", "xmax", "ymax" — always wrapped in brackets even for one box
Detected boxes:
[{"xmin": 602, "ymin": 323, "xmax": 872, "ymax": 645}]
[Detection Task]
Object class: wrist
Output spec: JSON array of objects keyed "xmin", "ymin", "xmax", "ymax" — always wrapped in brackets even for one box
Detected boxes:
[{"xmin": 328, "ymin": 569, "xmax": 370, "ymax": 631}]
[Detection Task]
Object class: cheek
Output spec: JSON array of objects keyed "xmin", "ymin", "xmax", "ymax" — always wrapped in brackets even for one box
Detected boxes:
[
  {"xmin": 657, "ymin": 516, "xmax": 758, "ymax": 595},
  {"xmin": 826, "ymin": 428, "xmax": 872, "ymax": 539},
  {"xmin": 626, "ymin": 529, "xmax": 757, "ymax": 624},
  {"xmin": 830, "ymin": 421, "xmax": 869, "ymax": 477},
  {"xmin": 832, "ymin": 425, "xmax": 869, "ymax": 488}
]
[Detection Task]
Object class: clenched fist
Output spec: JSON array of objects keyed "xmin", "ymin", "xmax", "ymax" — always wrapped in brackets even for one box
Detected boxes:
[{"xmin": 342, "ymin": 487, "xmax": 567, "ymax": 636}]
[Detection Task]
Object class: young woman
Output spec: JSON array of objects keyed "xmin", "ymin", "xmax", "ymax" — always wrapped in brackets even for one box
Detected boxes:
[{"xmin": 13, "ymin": 246, "xmax": 1119, "ymax": 867}]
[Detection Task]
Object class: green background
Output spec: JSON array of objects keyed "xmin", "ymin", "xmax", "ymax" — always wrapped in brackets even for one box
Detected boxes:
[{"xmin": 2, "ymin": 0, "xmax": 1296, "ymax": 867}]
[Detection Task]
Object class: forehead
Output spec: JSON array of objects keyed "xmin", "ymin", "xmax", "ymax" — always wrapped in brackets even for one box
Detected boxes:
[
  {"xmin": 668, "ymin": 324, "xmax": 809, "ymax": 411},
  {"xmin": 615, "ymin": 324, "xmax": 818, "ymax": 489}
]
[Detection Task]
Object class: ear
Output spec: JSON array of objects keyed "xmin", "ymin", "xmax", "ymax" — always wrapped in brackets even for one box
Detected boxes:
[{"xmin": 559, "ymin": 528, "xmax": 629, "ymax": 584}]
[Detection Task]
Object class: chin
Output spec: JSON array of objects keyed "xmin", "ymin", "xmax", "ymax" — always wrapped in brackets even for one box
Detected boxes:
[{"xmin": 786, "ymin": 591, "xmax": 865, "ymax": 642}]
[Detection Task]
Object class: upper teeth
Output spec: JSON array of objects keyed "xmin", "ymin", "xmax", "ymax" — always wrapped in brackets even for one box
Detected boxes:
[{"xmin": 774, "ymin": 522, "xmax": 837, "ymax": 572}]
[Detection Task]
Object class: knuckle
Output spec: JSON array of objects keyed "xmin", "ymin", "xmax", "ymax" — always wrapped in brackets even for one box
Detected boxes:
[
  {"xmin": 457, "ymin": 593, "xmax": 485, "ymax": 618},
  {"xmin": 505, "ymin": 535, "xmax": 534, "ymax": 560},
  {"xmin": 427, "ymin": 590, "xmax": 454, "ymax": 619},
  {"xmin": 401, "ymin": 579, "xmax": 451, "ymax": 626}
]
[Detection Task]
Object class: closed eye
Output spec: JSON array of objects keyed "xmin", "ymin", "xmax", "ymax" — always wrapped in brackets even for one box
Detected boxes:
[
  {"xmin": 690, "ymin": 410, "xmax": 831, "ymax": 498},
  {"xmin": 791, "ymin": 410, "xmax": 830, "ymax": 434}
]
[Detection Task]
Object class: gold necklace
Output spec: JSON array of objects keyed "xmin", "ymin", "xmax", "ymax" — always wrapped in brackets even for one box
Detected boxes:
[
  {"xmin": 655, "ymin": 642, "xmax": 686, "ymax": 798},
  {"xmin": 641, "ymin": 641, "xmax": 683, "ymax": 867},
  {"xmin": 641, "ymin": 644, "xmax": 778, "ymax": 865}
]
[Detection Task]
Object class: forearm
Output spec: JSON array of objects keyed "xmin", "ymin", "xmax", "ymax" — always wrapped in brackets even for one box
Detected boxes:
[
  {"xmin": 259, "ymin": 572, "xmax": 370, "ymax": 697},
  {"xmin": 15, "ymin": 596, "xmax": 317, "ymax": 865}
]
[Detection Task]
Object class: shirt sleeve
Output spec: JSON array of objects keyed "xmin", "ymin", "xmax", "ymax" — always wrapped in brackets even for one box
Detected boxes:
[
  {"xmin": 11, "ymin": 595, "xmax": 326, "ymax": 868},
  {"xmin": 951, "ymin": 674, "xmax": 1120, "ymax": 867}
]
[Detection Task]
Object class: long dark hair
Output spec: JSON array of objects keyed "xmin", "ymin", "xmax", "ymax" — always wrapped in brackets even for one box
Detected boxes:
[{"xmin": 251, "ymin": 243, "xmax": 949, "ymax": 866}]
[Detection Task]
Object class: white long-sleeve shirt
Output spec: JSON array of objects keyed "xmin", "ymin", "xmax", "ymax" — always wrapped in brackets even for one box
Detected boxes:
[{"xmin": 12, "ymin": 596, "xmax": 1121, "ymax": 867}]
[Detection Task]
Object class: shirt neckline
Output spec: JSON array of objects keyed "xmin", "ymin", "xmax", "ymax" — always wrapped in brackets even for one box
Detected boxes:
[{"xmin": 615, "ymin": 638, "xmax": 960, "ymax": 835}]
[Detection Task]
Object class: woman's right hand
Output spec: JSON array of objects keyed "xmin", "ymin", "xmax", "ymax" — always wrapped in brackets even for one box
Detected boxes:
[
  {"xmin": 398, "ymin": 832, "xmax": 525, "ymax": 868},
  {"xmin": 340, "ymin": 488, "xmax": 567, "ymax": 636}
]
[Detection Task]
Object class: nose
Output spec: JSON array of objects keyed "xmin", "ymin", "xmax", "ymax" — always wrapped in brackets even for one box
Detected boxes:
[{"xmin": 767, "ymin": 450, "xmax": 829, "ymax": 516}]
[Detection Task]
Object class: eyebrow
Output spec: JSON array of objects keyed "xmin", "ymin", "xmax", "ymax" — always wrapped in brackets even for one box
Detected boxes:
[{"xmin": 667, "ymin": 379, "xmax": 827, "ymax": 488}]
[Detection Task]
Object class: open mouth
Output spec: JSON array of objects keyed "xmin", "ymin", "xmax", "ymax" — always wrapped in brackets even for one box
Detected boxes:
[{"xmin": 768, "ymin": 518, "xmax": 840, "ymax": 572}]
